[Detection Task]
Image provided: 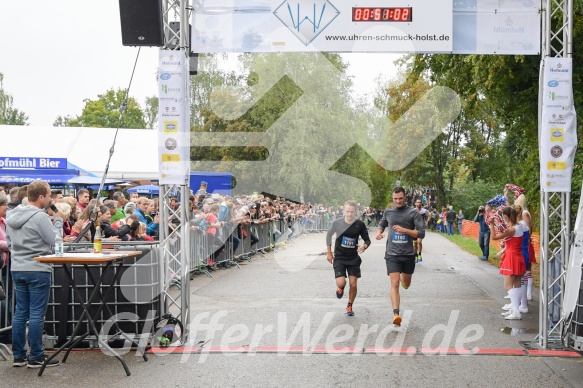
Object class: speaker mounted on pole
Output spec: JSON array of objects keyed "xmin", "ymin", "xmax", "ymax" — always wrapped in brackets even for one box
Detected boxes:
[{"xmin": 119, "ymin": 0, "xmax": 164, "ymax": 47}]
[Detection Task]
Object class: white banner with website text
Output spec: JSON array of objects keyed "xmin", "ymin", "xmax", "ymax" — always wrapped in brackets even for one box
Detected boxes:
[
  {"xmin": 540, "ymin": 57, "xmax": 577, "ymax": 192},
  {"xmin": 158, "ymin": 50, "xmax": 191, "ymax": 185},
  {"xmin": 191, "ymin": 0, "xmax": 541, "ymax": 54},
  {"xmin": 192, "ymin": 0, "xmax": 453, "ymax": 53}
]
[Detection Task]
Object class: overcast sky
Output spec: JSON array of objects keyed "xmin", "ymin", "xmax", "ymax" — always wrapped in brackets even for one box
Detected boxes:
[{"xmin": 0, "ymin": 1, "xmax": 400, "ymax": 127}]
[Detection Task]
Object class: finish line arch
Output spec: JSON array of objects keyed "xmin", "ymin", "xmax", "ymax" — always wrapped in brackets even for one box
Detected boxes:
[{"xmin": 154, "ymin": 0, "xmax": 578, "ymax": 350}]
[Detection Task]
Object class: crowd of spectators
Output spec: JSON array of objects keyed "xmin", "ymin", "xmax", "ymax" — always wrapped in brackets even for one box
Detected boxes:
[{"xmin": 405, "ymin": 186, "xmax": 436, "ymax": 208}]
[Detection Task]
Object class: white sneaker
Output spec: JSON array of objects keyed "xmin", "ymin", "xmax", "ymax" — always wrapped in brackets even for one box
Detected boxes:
[
  {"xmin": 504, "ymin": 295, "xmax": 510, "ymax": 299},
  {"xmin": 502, "ymin": 303, "xmax": 512, "ymax": 311},
  {"xmin": 519, "ymin": 307, "xmax": 528, "ymax": 313},
  {"xmin": 501, "ymin": 310, "xmax": 512, "ymax": 316},
  {"xmin": 527, "ymin": 295, "xmax": 533, "ymax": 301},
  {"xmin": 504, "ymin": 312, "xmax": 521, "ymax": 320}
]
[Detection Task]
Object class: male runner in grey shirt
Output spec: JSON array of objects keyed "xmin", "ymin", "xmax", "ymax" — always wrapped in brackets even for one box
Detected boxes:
[{"xmin": 376, "ymin": 187, "xmax": 425, "ymax": 326}]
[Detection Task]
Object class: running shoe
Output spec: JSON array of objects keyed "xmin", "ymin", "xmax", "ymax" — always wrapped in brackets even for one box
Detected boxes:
[
  {"xmin": 27, "ymin": 355, "xmax": 59, "ymax": 368},
  {"xmin": 418, "ymin": 255, "xmax": 422, "ymax": 262},
  {"xmin": 346, "ymin": 304, "xmax": 354, "ymax": 316},
  {"xmin": 336, "ymin": 287, "xmax": 344, "ymax": 299},
  {"xmin": 502, "ymin": 303, "xmax": 512, "ymax": 311},
  {"xmin": 504, "ymin": 312, "xmax": 521, "ymax": 320},
  {"xmin": 13, "ymin": 358, "xmax": 27, "ymax": 367},
  {"xmin": 393, "ymin": 314, "xmax": 402, "ymax": 326}
]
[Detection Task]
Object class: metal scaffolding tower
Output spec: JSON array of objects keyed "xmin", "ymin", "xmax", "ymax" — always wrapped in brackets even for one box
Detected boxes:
[
  {"xmin": 539, "ymin": 0, "xmax": 575, "ymax": 347},
  {"xmin": 159, "ymin": 0, "xmax": 192, "ymax": 342}
]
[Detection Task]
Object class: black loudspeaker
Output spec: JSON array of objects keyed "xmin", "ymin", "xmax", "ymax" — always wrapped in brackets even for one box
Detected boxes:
[{"xmin": 119, "ymin": 0, "xmax": 164, "ymax": 47}]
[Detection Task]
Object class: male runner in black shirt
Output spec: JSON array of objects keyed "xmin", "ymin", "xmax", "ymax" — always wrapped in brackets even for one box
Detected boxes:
[{"xmin": 326, "ymin": 200, "xmax": 371, "ymax": 316}]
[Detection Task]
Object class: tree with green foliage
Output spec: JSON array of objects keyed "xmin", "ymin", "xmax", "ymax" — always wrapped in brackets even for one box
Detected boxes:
[
  {"xmin": 143, "ymin": 96, "xmax": 158, "ymax": 129},
  {"xmin": 53, "ymin": 88, "xmax": 146, "ymax": 129},
  {"xmin": 0, "ymin": 72, "xmax": 28, "ymax": 125},
  {"xmin": 190, "ymin": 53, "xmax": 374, "ymax": 205},
  {"xmin": 407, "ymin": 17, "xmax": 583, "ymax": 228}
]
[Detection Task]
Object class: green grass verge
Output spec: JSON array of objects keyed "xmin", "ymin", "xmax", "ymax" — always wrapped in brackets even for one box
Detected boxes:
[{"xmin": 436, "ymin": 232, "xmax": 540, "ymax": 287}]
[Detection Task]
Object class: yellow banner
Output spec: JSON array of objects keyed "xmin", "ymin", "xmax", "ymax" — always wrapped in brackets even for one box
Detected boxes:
[
  {"xmin": 547, "ymin": 162, "xmax": 567, "ymax": 170},
  {"xmin": 161, "ymin": 154, "xmax": 181, "ymax": 162}
]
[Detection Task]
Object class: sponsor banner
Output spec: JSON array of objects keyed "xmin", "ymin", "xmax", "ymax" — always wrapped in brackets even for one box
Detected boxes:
[
  {"xmin": 158, "ymin": 50, "xmax": 191, "ymax": 185},
  {"xmin": 476, "ymin": 0, "xmax": 539, "ymax": 11},
  {"xmin": 191, "ymin": 0, "xmax": 540, "ymax": 54},
  {"xmin": 453, "ymin": 0, "xmax": 540, "ymax": 55},
  {"xmin": 192, "ymin": 0, "xmax": 452, "ymax": 53},
  {"xmin": 540, "ymin": 58, "xmax": 577, "ymax": 192},
  {"xmin": 474, "ymin": 12, "xmax": 539, "ymax": 55},
  {"xmin": 0, "ymin": 157, "xmax": 67, "ymax": 169}
]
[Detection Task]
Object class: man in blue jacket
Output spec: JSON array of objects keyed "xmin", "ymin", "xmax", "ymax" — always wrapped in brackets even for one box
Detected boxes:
[{"xmin": 134, "ymin": 197, "xmax": 159, "ymax": 237}]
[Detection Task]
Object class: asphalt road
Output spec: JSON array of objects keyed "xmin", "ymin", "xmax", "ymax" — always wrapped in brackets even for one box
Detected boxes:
[{"xmin": 1, "ymin": 230, "xmax": 581, "ymax": 387}]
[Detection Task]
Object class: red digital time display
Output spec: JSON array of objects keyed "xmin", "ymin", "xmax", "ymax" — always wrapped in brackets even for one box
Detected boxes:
[{"xmin": 352, "ymin": 7, "xmax": 412, "ymax": 22}]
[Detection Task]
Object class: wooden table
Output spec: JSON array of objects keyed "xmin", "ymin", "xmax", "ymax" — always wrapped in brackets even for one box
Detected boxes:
[{"xmin": 34, "ymin": 251, "xmax": 148, "ymax": 376}]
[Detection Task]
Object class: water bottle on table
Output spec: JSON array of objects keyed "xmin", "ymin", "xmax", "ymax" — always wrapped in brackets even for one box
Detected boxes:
[{"xmin": 54, "ymin": 225, "xmax": 64, "ymax": 256}]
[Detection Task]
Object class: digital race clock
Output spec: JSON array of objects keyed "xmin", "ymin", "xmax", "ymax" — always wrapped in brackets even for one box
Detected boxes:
[{"xmin": 352, "ymin": 7, "xmax": 413, "ymax": 22}]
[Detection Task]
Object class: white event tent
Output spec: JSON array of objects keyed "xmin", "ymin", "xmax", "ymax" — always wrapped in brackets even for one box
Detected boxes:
[{"xmin": 0, "ymin": 125, "xmax": 158, "ymax": 181}]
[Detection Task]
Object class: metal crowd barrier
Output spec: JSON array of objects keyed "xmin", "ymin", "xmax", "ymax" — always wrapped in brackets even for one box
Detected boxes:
[
  {"xmin": 0, "ymin": 258, "xmax": 13, "ymax": 360},
  {"xmin": 185, "ymin": 217, "xmax": 307, "ymax": 279},
  {"xmin": 189, "ymin": 228, "xmax": 209, "ymax": 276}
]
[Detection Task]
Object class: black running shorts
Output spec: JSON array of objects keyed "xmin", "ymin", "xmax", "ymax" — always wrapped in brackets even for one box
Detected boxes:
[
  {"xmin": 333, "ymin": 257, "xmax": 362, "ymax": 278},
  {"xmin": 385, "ymin": 255, "xmax": 416, "ymax": 275}
]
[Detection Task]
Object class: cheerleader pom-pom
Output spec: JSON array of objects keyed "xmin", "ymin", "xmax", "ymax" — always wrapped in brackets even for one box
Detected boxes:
[{"xmin": 486, "ymin": 194, "xmax": 508, "ymax": 208}]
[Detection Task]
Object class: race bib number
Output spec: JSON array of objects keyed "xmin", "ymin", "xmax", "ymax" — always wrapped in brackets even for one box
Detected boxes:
[
  {"xmin": 341, "ymin": 236, "xmax": 357, "ymax": 249},
  {"xmin": 391, "ymin": 231, "xmax": 409, "ymax": 244}
]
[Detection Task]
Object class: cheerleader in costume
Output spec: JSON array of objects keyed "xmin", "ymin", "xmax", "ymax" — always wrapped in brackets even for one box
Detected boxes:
[
  {"xmin": 513, "ymin": 204, "xmax": 530, "ymax": 314},
  {"xmin": 489, "ymin": 206, "xmax": 526, "ymax": 320},
  {"xmin": 514, "ymin": 194, "xmax": 536, "ymax": 301}
]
